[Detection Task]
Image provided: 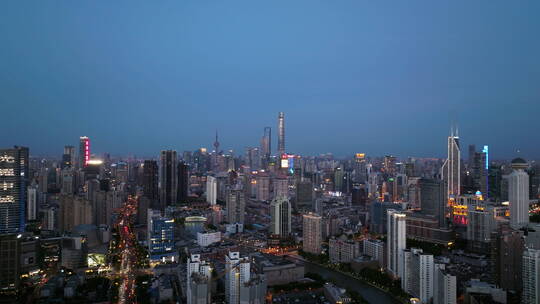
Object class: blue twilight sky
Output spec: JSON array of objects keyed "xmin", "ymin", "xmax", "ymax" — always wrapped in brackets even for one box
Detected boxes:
[{"xmin": 1, "ymin": 1, "xmax": 539, "ymax": 159}]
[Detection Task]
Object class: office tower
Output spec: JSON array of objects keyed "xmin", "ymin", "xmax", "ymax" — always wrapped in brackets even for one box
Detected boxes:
[
  {"xmin": 433, "ymin": 264, "xmax": 457, "ymax": 304},
  {"xmin": 509, "ymin": 157, "xmax": 529, "ymax": 229},
  {"xmin": 277, "ymin": 112, "xmax": 285, "ymax": 154},
  {"xmin": 61, "ymin": 168, "xmax": 75, "ymax": 195},
  {"xmin": 273, "ymin": 176, "xmax": 288, "ymax": 199},
  {"xmin": 206, "ymin": 175, "xmax": 217, "ymax": 205},
  {"xmin": 256, "ymin": 174, "xmax": 271, "ymax": 202},
  {"xmin": 296, "ymin": 180, "xmax": 314, "ymax": 210},
  {"xmin": 468, "ymin": 144, "xmax": 476, "ymax": 168},
  {"xmin": 260, "ymin": 127, "xmax": 271, "ymax": 158},
  {"xmin": 187, "ymin": 254, "xmax": 212, "ymax": 304},
  {"xmin": 177, "ymin": 161, "xmax": 189, "ymax": 203},
  {"xmin": 302, "ymin": 213, "xmax": 322, "ymax": 254},
  {"xmin": 466, "ymin": 206, "xmax": 497, "ymax": 252},
  {"xmin": 351, "ymin": 183, "xmax": 368, "ymax": 207},
  {"xmin": 387, "ymin": 209, "xmax": 406, "ymax": 278},
  {"xmin": 354, "ymin": 153, "xmax": 367, "ymax": 183},
  {"xmin": 0, "ymin": 146, "xmax": 29, "ymax": 234},
  {"xmin": 142, "ymin": 160, "xmax": 159, "ymax": 208},
  {"xmin": 383, "ymin": 155, "xmax": 397, "ymax": 175},
  {"xmin": 148, "ymin": 214, "xmax": 175, "ymax": 259},
  {"xmin": 245, "ymin": 147, "xmax": 260, "ymax": 170},
  {"xmin": 0, "ymin": 234, "xmax": 21, "ymax": 290},
  {"xmin": 27, "ymin": 183, "xmax": 38, "ymax": 221},
  {"xmin": 523, "ymin": 248, "xmax": 540, "ymax": 304},
  {"xmin": 370, "ymin": 202, "xmax": 401, "ymax": 234},
  {"xmin": 441, "ymin": 128, "xmax": 460, "ymax": 200},
  {"xmin": 62, "ymin": 145, "xmax": 75, "ymax": 169},
  {"xmin": 159, "ymin": 150, "xmax": 177, "ymax": 209},
  {"xmin": 419, "ymin": 178, "xmax": 446, "ymax": 227},
  {"xmin": 491, "ymin": 227, "xmax": 524, "ymax": 293},
  {"xmin": 226, "ymin": 185, "xmax": 245, "ymax": 224},
  {"xmin": 78, "ymin": 136, "xmax": 90, "ymax": 168},
  {"xmin": 402, "ymin": 248, "xmax": 434, "ymax": 304},
  {"xmin": 270, "ymin": 196, "xmax": 291, "ymax": 238},
  {"xmin": 225, "ymin": 251, "xmax": 251, "ymax": 304}
]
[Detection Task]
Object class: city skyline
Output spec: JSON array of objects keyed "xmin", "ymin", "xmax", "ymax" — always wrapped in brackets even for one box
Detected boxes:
[{"xmin": 2, "ymin": 1, "xmax": 539, "ymax": 158}]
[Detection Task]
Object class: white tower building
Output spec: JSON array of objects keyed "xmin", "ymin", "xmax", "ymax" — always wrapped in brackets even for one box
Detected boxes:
[
  {"xmin": 206, "ymin": 175, "xmax": 217, "ymax": 205},
  {"xmin": 387, "ymin": 209, "xmax": 407, "ymax": 278},
  {"xmin": 270, "ymin": 196, "xmax": 291, "ymax": 237},
  {"xmin": 509, "ymin": 157, "xmax": 529, "ymax": 229},
  {"xmin": 523, "ymin": 248, "xmax": 540, "ymax": 304},
  {"xmin": 441, "ymin": 128, "xmax": 460, "ymax": 200}
]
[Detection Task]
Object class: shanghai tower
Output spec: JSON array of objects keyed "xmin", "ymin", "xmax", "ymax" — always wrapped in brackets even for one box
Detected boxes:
[{"xmin": 278, "ymin": 112, "xmax": 285, "ymax": 154}]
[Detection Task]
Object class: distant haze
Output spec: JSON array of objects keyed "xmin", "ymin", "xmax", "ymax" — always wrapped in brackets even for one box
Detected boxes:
[{"xmin": 1, "ymin": 1, "xmax": 539, "ymax": 159}]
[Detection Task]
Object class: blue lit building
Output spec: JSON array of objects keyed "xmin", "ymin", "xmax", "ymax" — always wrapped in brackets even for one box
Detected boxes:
[
  {"xmin": 149, "ymin": 216, "xmax": 176, "ymax": 261},
  {"xmin": 0, "ymin": 146, "xmax": 29, "ymax": 234}
]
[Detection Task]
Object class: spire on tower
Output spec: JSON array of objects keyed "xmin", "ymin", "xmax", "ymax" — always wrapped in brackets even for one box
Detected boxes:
[{"xmin": 213, "ymin": 130, "xmax": 220, "ymax": 152}]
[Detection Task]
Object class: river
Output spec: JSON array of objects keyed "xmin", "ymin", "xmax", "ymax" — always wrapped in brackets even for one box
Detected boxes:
[{"xmin": 299, "ymin": 260, "xmax": 400, "ymax": 304}]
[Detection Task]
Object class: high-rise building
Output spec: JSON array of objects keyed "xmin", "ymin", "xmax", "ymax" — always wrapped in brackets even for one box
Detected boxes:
[
  {"xmin": 387, "ymin": 209, "xmax": 406, "ymax": 278},
  {"xmin": 27, "ymin": 183, "xmax": 38, "ymax": 221},
  {"xmin": 226, "ymin": 185, "xmax": 245, "ymax": 224},
  {"xmin": 402, "ymin": 248, "xmax": 434, "ymax": 304},
  {"xmin": 0, "ymin": 146, "xmax": 29, "ymax": 234},
  {"xmin": 177, "ymin": 161, "xmax": 189, "ymax": 203},
  {"xmin": 0, "ymin": 234, "xmax": 21, "ymax": 290},
  {"xmin": 142, "ymin": 160, "xmax": 159, "ymax": 208},
  {"xmin": 78, "ymin": 136, "xmax": 90, "ymax": 168},
  {"xmin": 225, "ymin": 251, "xmax": 251, "ymax": 304},
  {"xmin": 148, "ymin": 214, "xmax": 175, "ymax": 260},
  {"xmin": 491, "ymin": 227, "xmax": 524, "ymax": 293},
  {"xmin": 206, "ymin": 175, "xmax": 217, "ymax": 205},
  {"xmin": 159, "ymin": 150, "xmax": 177, "ymax": 209},
  {"xmin": 433, "ymin": 264, "xmax": 457, "ymax": 304},
  {"xmin": 270, "ymin": 196, "xmax": 291, "ymax": 238},
  {"xmin": 441, "ymin": 129, "xmax": 460, "ymax": 200},
  {"xmin": 419, "ymin": 178, "xmax": 446, "ymax": 228},
  {"xmin": 509, "ymin": 157, "xmax": 529, "ymax": 229},
  {"xmin": 62, "ymin": 145, "xmax": 75, "ymax": 169},
  {"xmin": 261, "ymin": 127, "xmax": 271, "ymax": 159},
  {"xmin": 256, "ymin": 174, "xmax": 271, "ymax": 202},
  {"xmin": 273, "ymin": 176, "xmax": 288, "ymax": 199},
  {"xmin": 296, "ymin": 180, "xmax": 314, "ymax": 210},
  {"xmin": 523, "ymin": 248, "xmax": 540, "ymax": 304},
  {"xmin": 302, "ymin": 213, "xmax": 322, "ymax": 254},
  {"xmin": 277, "ymin": 112, "xmax": 285, "ymax": 154},
  {"xmin": 186, "ymin": 254, "xmax": 212, "ymax": 304}
]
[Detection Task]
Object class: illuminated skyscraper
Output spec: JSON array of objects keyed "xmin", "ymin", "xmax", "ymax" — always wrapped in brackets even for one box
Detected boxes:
[
  {"xmin": 78, "ymin": 136, "xmax": 90, "ymax": 168},
  {"xmin": 509, "ymin": 157, "xmax": 529, "ymax": 229},
  {"xmin": 387, "ymin": 209, "xmax": 406, "ymax": 278},
  {"xmin": 278, "ymin": 112, "xmax": 285, "ymax": 154},
  {"xmin": 0, "ymin": 146, "xmax": 29, "ymax": 234},
  {"xmin": 441, "ymin": 128, "xmax": 460, "ymax": 200},
  {"xmin": 159, "ymin": 150, "xmax": 178, "ymax": 209}
]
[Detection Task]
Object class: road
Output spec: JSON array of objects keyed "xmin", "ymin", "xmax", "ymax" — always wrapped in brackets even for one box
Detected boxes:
[{"xmin": 116, "ymin": 197, "xmax": 138, "ymax": 304}]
